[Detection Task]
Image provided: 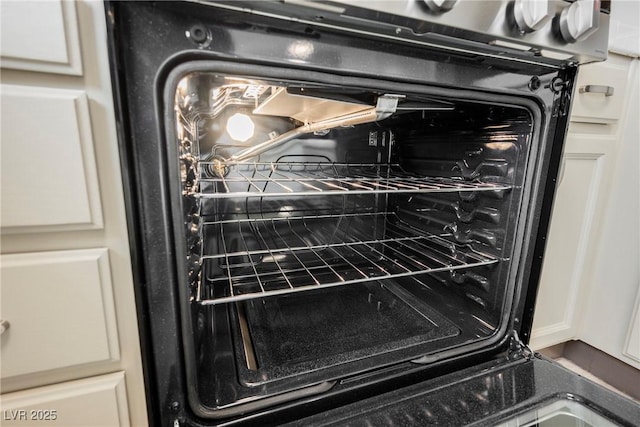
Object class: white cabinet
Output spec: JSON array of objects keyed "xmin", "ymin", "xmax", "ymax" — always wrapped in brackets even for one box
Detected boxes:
[
  {"xmin": 1, "ymin": 249, "xmax": 119, "ymax": 379},
  {"xmin": 1, "ymin": 372, "xmax": 129, "ymax": 427},
  {"xmin": 608, "ymin": 0, "xmax": 640, "ymax": 58},
  {"xmin": 570, "ymin": 59, "xmax": 629, "ymax": 124},
  {"xmin": 576, "ymin": 58, "xmax": 640, "ymax": 369},
  {"xmin": 1, "ymin": 85, "xmax": 103, "ymax": 232},
  {"xmin": 531, "ymin": 54, "xmax": 639, "ymax": 360},
  {"xmin": 0, "ymin": 0, "xmax": 82, "ymax": 75},
  {"xmin": 0, "ymin": 1, "xmax": 147, "ymax": 425},
  {"xmin": 530, "ymin": 131, "xmax": 615, "ymax": 349}
]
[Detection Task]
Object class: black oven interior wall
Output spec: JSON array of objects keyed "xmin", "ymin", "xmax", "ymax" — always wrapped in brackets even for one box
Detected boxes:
[{"xmin": 173, "ymin": 73, "xmax": 535, "ymax": 412}]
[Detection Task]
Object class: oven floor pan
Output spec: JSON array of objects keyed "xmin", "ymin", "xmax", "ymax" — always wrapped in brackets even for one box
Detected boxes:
[{"xmin": 230, "ymin": 281, "xmax": 459, "ymax": 386}]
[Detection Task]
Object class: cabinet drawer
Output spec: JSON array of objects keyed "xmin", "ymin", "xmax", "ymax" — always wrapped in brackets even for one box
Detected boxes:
[
  {"xmin": 0, "ymin": 0, "xmax": 82, "ymax": 75},
  {"xmin": 0, "ymin": 249, "xmax": 119, "ymax": 381},
  {"xmin": 0, "ymin": 372, "xmax": 129, "ymax": 426},
  {"xmin": 570, "ymin": 59, "xmax": 629, "ymax": 124}
]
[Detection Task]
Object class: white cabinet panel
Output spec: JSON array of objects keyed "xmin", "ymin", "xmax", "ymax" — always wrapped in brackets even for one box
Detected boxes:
[
  {"xmin": 624, "ymin": 293, "xmax": 640, "ymax": 363},
  {"xmin": 0, "ymin": 0, "xmax": 82, "ymax": 75},
  {"xmin": 1, "ymin": 85, "xmax": 103, "ymax": 233},
  {"xmin": 0, "ymin": 372, "xmax": 129, "ymax": 427},
  {"xmin": 0, "ymin": 249, "xmax": 120, "ymax": 380},
  {"xmin": 531, "ymin": 133, "xmax": 614, "ymax": 350},
  {"xmin": 608, "ymin": 0, "xmax": 640, "ymax": 57},
  {"xmin": 570, "ymin": 58, "xmax": 629, "ymax": 123},
  {"xmin": 578, "ymin": 59, "xmax": 640, "ymax": 369}
]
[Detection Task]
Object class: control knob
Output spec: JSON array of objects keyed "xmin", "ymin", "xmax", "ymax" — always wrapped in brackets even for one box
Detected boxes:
[
  {"xmin": 559, "ymin": 0, "xmax": 600, "ymax": 43},
  {"xmin": 423, "ymin": 0, "xmax": 457, "ymax": 13},
  {"xmin": 513, "ymin": 0, "xmax": 551, "ymax": 33}
]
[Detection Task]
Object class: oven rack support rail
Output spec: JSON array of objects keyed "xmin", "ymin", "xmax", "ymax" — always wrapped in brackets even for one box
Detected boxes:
[
  {"xmin": 196, "ymin": 162, "xmax": 512, "ymax": 198},
  {"xmin": 197, "ymin": 213, "xmax": 499, "ymax": 305}
]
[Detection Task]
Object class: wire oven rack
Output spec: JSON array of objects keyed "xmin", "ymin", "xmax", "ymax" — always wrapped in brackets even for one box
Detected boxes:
[
  {"xmin": 198, "ymin": 213, "xmax": 499, "ymax": 304},
  {"xmin": 198, "ymin": 162, "xmax": 511, "ymax": 198}
]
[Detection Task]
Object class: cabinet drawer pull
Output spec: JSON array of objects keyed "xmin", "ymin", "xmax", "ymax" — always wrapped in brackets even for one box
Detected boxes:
[
  {"xmin": 0, "ymin": 320, "xmax": 9, "ymax": 335},
  {"xmin": 579, "ymin": 85, "xmax": 614, "ymax": 97}
]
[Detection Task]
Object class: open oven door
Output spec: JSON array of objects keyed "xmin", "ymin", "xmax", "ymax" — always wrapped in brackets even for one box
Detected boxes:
[{"xmin": 284, "ymin": 347, "xmax": 640, "ymax": 426}]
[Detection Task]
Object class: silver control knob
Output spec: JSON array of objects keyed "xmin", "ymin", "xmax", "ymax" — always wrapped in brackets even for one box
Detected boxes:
[
  {"xmin": 423, "ymin": 0, "xmax": 457, "ymax": 13},
  {"xmin": 559, "ymin": 0, "xmax": 600, "ymax": 43},
  {"xmin": 513, "ymin": 0, "xmax": 551, "ymax": 33}
]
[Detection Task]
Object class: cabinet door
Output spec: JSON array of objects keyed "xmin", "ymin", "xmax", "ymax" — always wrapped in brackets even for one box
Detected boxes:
[
  {"xmin": 0, "ymin": 85, "xmax": 103, "ymax": 233},
  {"xmin": 530, "ymin": 132, "xmax": 615, "ymax": 350},
  {"xmin": 0, "ymin": 372, "xmax": 129, "ymax": 426},
  {"xmin": 0, "ymin": 0, "xmax": 82, "ymax": 75},
  {"xmin": 577, "ymin": 59, "xmax": 640, "ymax": 369},
  {"xmin": 0, "ymin": 249, "xmax": 120, "ymax": 383}
]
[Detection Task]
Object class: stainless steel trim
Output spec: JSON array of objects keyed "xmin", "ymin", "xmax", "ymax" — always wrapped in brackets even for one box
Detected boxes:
[
  {"xmin": 201, "ymin": 0, "xmax": 608, "ymax": 64},
  {"xmin": 198, "ymin": 1, "xmax": 568, "ymax": 68}
]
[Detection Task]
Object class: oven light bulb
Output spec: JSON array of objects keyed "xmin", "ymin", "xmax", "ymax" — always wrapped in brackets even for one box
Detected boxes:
[{"xmin": 226, "ymin": 113, "xmax": 255, "ymax": 142}]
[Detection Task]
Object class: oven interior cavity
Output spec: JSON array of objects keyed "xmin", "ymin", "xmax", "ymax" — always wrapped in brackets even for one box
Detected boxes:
[{"xmin": 173, "ymin": 72, "xmax": 534, "ymax": 410}]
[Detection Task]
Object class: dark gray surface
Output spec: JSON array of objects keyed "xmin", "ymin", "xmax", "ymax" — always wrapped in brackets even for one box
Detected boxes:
[
  {"xmin": 284, "ymin": 357, "xmax": 640, "ymax": 427},
  {"xmin": 241, "ymin": 282, "xmax": 459, "ymax": 383}
]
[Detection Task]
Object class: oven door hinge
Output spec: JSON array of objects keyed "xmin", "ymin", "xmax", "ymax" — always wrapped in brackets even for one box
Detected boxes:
[
  {"xmin": 507, "ymin": 330, "xmax": 534, "ymax": 361},
  {"xmin": 550, "ymin": 74, "xmax": 573, "ymax": 118}
]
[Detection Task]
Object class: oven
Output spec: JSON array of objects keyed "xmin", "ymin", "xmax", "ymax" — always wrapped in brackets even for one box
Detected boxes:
[{"xmin": 105, "ymin": 1, "xmax": 639, "ymax": 425}]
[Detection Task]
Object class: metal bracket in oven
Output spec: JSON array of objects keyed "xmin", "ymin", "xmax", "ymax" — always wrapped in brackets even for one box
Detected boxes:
[
  {"xmin": 507, "ymin": 330, "xmax": 534, "ymax": 361},
  {"xmin": 225, "ymin": 94, "xmax": 404, "ymax": 165}
]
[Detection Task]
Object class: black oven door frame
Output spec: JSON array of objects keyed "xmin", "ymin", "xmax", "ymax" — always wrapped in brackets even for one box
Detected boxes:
[{"xmin": 105, "ymin": 1, "xmax": 580, "ymax": 425}]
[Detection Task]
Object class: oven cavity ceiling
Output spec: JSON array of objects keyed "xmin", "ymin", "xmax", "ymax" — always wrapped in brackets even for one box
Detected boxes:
[{"xmin": 196, "ymin": 83, "xmax": 455, "ymax": 174}]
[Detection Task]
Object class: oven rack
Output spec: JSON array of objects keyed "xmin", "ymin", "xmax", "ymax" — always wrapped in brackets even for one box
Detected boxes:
[
  {"xmin": 197, "ymin": 162, "xmax": 511, "ymax": 198},
  {"xmin": 198, "ymin": 213, "xmax": 499, "ymax": 304}
]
